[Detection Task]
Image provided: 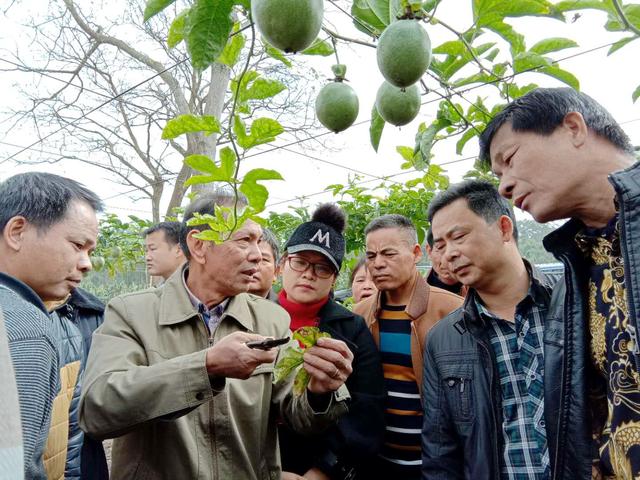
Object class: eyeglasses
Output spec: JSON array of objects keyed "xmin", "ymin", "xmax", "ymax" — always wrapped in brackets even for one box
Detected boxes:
[{"xmin": 287, "ymin": 256, "xmax": 335, "ymax": 279}]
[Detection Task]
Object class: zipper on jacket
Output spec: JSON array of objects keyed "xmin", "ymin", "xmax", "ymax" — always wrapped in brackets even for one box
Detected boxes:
[{"xmin": 551, "ymin": 254, "xmax": 571, "ymax": 480}]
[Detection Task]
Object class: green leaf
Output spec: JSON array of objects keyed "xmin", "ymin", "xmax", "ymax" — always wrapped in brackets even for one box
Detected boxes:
[
  {"xmin": 237, "ymin": 118, "xmax": 285, "ymax": 150},
  {"xmin": 184, "ymin": 174, "xmax": 218, "ymax": 186},
  {"xmin": 554, "ymin": 0, "xmax": 613, "ymax": 13},
  {"xmin": 605, "ymin": 4, "xmax": 640, "ymax": 32},
  {"xmin": 274, "ymin": 347, "xmax": 304, "ymax": 383},
  {"xmin": 264, "ymin": 42, "xmax": 292, "ymax": 67},
  {"xmin": 233, "ymin": 115, "xmax": 249, "ymax": 147},
  {"xmin": 162, "ymin": 114, "xmax": 221, "ymax": 140},
  {"xmin": 530, "ymin": 37, "xmax": 578, "ymax": 55},
  {"xmin": 432, "ymin": 40, "xmax": 466, "ymax": 56},
  {"xmin": 218, "ymin": 25, "xmax": 246, "ymax": 67},
  {"xmin": 456, "ymin": 127, "xmax": 478, "ymax": 155},
  {"xmin": 193, "ymin": 230, "xmax": 224, "ymax": 242},
  {"xmin": 240, "ymin": 168, "xmax": 284, "ymax": 211},
  {"xmin": 218, "ymin": 147, "xmax": 237, "ymax": 179},
  {"xmin": 184, "ymin": 154, "xmax": 218, "ymax": 174},
  {"xmin": 484, "ymin": 20, "xmax": 526, "ymax": 55},
  {"xmin": 608, "ymin": 36, "xmax": 637, "ymax": 55},
  {"xmin": 513, "ymin": 51, "xmax": 550, "ymax": 73},
  {"xmin": 186, "ymin": 0, "xmax": 234, "ymax": 71},
  {"xmin": 633, "ymin": 84, "xmax": 640, "ymax": 103},
  {"xmin": 301, "ymin": 38, "xmax": 335, "ymax": 56},
  {"xmin": 293, "ymin": 367, "xmax": 310, "ymax": 396},
  {"xmin": 370, "ymin": 105, "xmax": 385, "ymax": 152},
  {"xmin": 538, "ymin": 66, "xmax": 580, "ymax": 89},
  {"xmin": 396, "ymin": 145, "xmax": 414, "ymax": 161},
  {"xmin": 167, "ymin": 9, "xmax": 190, "ymax": 48},
  {"xmin": 242, "ymin": 77, "xmax": 286, "ymax": 102},
  {"xmin": 144, "ymin": 0, "xmax": 176, "ymax": 21},
  {"xmin": 292, "ymin": 326, "xmax": 330, "ymax": 348},
  {"xmin": 351, "ymin": 0, "xmax": 388, "ymax": 36}
]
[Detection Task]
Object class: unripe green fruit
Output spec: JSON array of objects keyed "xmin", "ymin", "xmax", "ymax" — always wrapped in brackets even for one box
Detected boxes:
[
  {"xmin": 375, "ymin": 81, "xmax": 421, "ymax": 126},
  {"xmin": 91, "ymin": 256, "xmax": 105, "ymax": 271},
  {"xmin": 315, "ymin": 82, "xmax": 359, "ymax": 133},
  {"xmin": 110, "ymin": 246, "xmax": 122, "ymax": 258},
  {"xmin": 252, "ymin": 0, "xmax": 324, "ymax": 53},
  {"xmin": 377, "ymin": 19, "xmax": 432, "ymax": 88}
]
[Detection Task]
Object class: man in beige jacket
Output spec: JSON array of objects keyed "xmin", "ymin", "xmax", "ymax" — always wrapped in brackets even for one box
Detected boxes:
[{"xmin": 79, "ymin": 192, "xmax": 353, "ymax": 480}]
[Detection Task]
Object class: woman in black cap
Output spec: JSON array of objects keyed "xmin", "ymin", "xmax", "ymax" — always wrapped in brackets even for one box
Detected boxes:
[{"xmin": 278, "ymin": 203, "xmax": 385, "ymax": 480}]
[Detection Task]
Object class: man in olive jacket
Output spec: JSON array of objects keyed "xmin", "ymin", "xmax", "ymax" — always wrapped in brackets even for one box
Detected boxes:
[{"xmin": 79, "ymin": 192, "xmax": 353, "ymax": 480}]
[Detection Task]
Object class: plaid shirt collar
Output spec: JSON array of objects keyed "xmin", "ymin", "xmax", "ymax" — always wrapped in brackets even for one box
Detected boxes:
[{"xmin": 182, "ymin": 267, "xmax": 229, "ymax": 333}]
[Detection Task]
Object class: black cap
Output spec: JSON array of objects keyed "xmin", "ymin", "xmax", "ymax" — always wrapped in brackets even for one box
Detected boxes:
[{"xmin": 284, "ymin": 204, "xmax": 346, "ymax": 271}]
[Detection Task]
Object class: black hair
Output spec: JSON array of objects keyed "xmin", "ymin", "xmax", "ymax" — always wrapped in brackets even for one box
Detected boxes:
[
  {"xmin": 144, "ymin": 221, "xmax": 183, "ymax": 246},
  {"xmin": 426, "ymin": 227, "xmax": 434, "ymax": 248},
  {"xmin": 350, "ymin": 256, "xmax": 367, "ymax": 285},
  {"xmin": 312, "ymin": 203, "xmax": 346, "ymax": 233},
  {"xmin": 479, "ymin": 87, "xmax": 634, "ymax": 167},
  {"xmin": 179, "ymin": 189, "xmax": 248, "ymax": 259},
  {"xmin": 0, "ymin": 172, "xmax": 103, "ymax": 233},
  {"xmin": 427, "ymin": 179, "xmax": 519, "ymax": 242},
  {"xmin": 364, "ymin": 214, "xmax": 418, "ymax": 244}
]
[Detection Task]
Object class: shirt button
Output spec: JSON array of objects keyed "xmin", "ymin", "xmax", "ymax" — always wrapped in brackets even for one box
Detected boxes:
[
  {"xmin": 196, "ymin": 392, "xmax": 205, "ymax": 401},
  {"xmin": 540, "ymin": 420, "xmax": 546, "ymax": 428},
  {"xmin": 519, "ymin": 331, "xmax": 526, "ymax": 338},
  {"xmin": 530, "ymin": 374, "xmax": 536, "ymax": 381},
  {"xmin": 447, "ymin": 379, "xmax": 455, "ymax": 387}
]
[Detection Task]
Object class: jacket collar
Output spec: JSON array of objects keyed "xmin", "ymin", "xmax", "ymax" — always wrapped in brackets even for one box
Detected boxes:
[
  {"xmin": 0, "ymin": 271, "xmax": 49, "ymax": 315},
  {"xmin": 157, "ymin": 265, "xmax": 254, "ymax": 331},
  {"xmin": 543, "ymin": 218, "xmax": 585, "ymax": 258},
  {"xmin": 68, "ymin": 287, "xmax": 105, "ymax": 312},
  {"xmin": 373, "ymin": 269, "xmax": 430, "ymax": 320},
  {"xmin": 318, "ymin": 298, "xmax": 354, "ymax": 322}
]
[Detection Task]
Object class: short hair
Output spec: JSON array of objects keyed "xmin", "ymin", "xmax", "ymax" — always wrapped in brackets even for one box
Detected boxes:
[
  {"xmin": 427, "ymin": 180, "xmax": 519, "ymax": 242},
  {"xmin": 0, "ymin": 172, "xmax": 103, "ymax": 233},
  {"xmin": 350, "ymin": 256, "xmax": 367, "ymax": 285},
  {"xmin": 179, "ymin": 189, "xmax": 249, "ymax": 258},
  {"xmin": 426, "ymin": 227, "xmax": 434, "ymax": 248},
  {"xmin": 479, "ymin": 87, "xmax": 634, "ymax": 167},
  {"xmin": 364, "ymin": 214, "xmax": 418, "ymax": 244},
  {"xmin": 259, "ymin": 228, "xmax": 280, "ymax": 263},
  {"xmin": 144, "ymin": 221, "xmax": 183, "ymax": 246}
]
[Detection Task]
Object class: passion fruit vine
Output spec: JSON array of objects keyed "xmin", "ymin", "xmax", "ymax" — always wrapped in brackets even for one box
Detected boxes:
[
  {"xmin": 376, "ymin": 17, "xmax": 432, "ymax": 88},
  {"xmin": 252, "ymin": 0, "xmax": 324, "ymax": 53},
  {"xmin": 315, "ymin": 65, "xmax": 359, "ymax": 133}
]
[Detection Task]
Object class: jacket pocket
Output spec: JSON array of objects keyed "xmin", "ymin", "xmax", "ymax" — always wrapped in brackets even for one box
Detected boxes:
[{"xmin": 439, "ymin": 363, "xmax": 474, "ymax": 423}]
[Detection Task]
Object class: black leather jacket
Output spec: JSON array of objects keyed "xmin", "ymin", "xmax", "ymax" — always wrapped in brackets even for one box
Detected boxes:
[
  {"xmin": 542, "ymin": 162, "xmax": 640, "ymax": 479},
  {"xmin": 421, "ymin": 264, "xmax": 553, "ymax": 479}
]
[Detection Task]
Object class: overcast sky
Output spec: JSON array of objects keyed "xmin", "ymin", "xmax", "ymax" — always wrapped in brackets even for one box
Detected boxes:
[{"xmin": 0, "ymin": 0, "xmax": 638, "ymax": 221}]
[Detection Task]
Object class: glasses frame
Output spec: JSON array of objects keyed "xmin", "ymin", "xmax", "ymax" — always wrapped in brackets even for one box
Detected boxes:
[{"xmin": 286, "ymin": 255, "xmax": 336, "ymax": 279}]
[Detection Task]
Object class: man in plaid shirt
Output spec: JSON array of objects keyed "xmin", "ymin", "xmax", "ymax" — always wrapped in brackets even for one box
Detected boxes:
[{"xmin": 422, "ymin": 180, "xmax": 554, "ymax": 479}]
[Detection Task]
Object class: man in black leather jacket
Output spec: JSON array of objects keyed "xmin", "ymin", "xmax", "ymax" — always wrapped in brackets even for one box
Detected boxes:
[
  {"xmin": 480, "ymin": 87, "xmax": 638, "ymax": 479},
  {"xmin": 422, "ymin": 180, "xmax": 554, "ymax": 479}
]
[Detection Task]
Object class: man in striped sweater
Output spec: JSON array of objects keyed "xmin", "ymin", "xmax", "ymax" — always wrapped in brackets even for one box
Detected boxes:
[
  {"xmin": 353, "ymin": 214, "xmax": 463, "ymax": 480},
  {"xmin": 0, "ymin": 172, "xmax": 101, "ymax": 479}
]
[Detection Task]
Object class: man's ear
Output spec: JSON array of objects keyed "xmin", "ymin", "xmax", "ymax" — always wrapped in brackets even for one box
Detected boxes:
[
  {"xmin": 498, "ymin": 215, "xmax": 515, "ymax": 243},
  {"xmin": 185, "ymin": 230, "xmax": 209, "ymax": 265},
  {"xmin": 3, "ymin": 216, "xmax": 29, "ymax": 252},
  {"xmin": 173, "ymin": 243, "xmax": 185, "ymax": 259},
  {"xmin": 412, "ymin": 243, "xmax": 423, "ymax": 263},
  {"xmin": 562, "ymin": 111, "xmax": 588, "ymax": 148}
]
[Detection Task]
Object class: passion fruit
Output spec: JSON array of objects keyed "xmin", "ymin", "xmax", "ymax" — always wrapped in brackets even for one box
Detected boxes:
[
  {"xmin": 252, "ymin": 0, "xmax": 324, "ymax": 53},
  {"xmin": 375, "ymin": 81, "xmax": 421, "ymax": 126},
  {"xmin": 377, "ymin": 19, "xmax": 432, "ymax": 88},
  {"xmin": 315, "ymin": 65, "xmax": 359, "ymax": 133}
]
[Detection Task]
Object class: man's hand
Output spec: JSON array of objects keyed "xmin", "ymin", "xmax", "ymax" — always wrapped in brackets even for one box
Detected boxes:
[
  {"xmin": 281, "ymin": 472, "xmax": 305, "ymax": 480},
  {"xmin": 304, "ymin": 467, "xmax": 330, "ymax": 480},
  {"xmin": 206, "ymin": 331, "xmax": 278, "ymax": 379},
  {"xmin": 303, "ymin": 337, "xmax": 353, "ymax": 394}
]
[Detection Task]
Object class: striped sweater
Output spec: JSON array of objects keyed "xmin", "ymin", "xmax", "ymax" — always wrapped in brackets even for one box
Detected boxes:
[
  {"xmin": 0, "ymin": 273, "xmax": 60, "ymax": 480},
  {"xmin": 0, "ymin": 306, "xmax": 24, "ymax": 479}
]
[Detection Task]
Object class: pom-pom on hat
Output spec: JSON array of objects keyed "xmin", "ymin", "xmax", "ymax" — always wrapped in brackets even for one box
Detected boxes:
[{"xmin": 284, "ymin": 203, "xmax": 346, "ymax": 272}]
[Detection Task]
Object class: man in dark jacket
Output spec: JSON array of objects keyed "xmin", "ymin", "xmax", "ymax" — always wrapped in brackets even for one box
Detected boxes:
[
  {"xmin": 423, "ymin": 180, "xmax": 553, "ymax": 479},
  {"xmin": 480, "ymin": 87, "xmax": 638, "ymax": 479},
  {"xmin": 0, "ymin": 172, "xmax": 102, "ymax": 479},
  {"xmin": 51, "ymin": 288, "xmax": 108, "ymax": 480}
]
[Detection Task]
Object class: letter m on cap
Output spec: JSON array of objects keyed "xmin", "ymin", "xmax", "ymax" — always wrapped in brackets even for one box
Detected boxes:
[{"xmin": 310, "ymin": 228, "xmax": 330, "ymax": 248}]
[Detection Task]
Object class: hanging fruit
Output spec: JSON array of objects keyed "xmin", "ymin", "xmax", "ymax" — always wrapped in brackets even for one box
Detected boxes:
[
  {"xmin": 252, "ymin": 0, "xmax": 324, "ymax": 53},
  {"xmin": 376, "ymin": 17, "xmax": 432, "ymax": 88},
  {"xmin": 375, "ymin": 81, "xmax": 421, "ymax": 126},
  {"xmin": 315, "ymin": 64, "xmax": 359, "ymax": 133}
]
